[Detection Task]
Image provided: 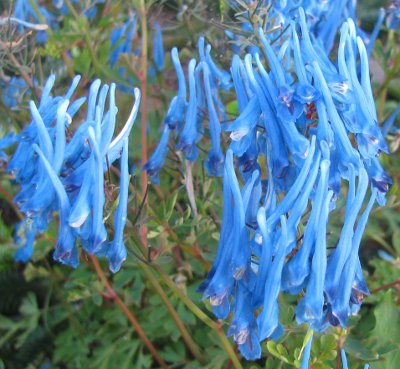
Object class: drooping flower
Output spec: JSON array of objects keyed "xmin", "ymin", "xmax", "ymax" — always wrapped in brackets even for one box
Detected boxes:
[
  {"xmin": 176, "ymin": 59, "xmax": 200, "ymax": 161},
  {"xmin": 153, "ymin": 21, "xmax": 165, "ymax": 71},
  {"xmin": 2, "ymin": 75, "xmax": 140, "ymax": 270}
]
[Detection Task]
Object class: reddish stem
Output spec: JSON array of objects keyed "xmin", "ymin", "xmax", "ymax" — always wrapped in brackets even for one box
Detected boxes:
[
  {"xmin": 90, "ymin": 255, "xmax": 170, "ymax": 369},
  {"xmin": 371, "ymin": 279, "xmax": 400, "ymax": 294}
]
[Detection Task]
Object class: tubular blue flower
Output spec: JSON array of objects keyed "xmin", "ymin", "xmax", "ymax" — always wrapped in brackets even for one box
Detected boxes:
[
  {"xmin": 107, "ymin": 138, "xmax": 129, "ymax": 273},
  {"xmin": 291, "ymin": 23, "xmax": 320, "ymax": 104},
  {"xmin": 341, "ymin": 349, "xmax": 350, "ymax": 369},
  {"xmin": 202, "ymin": 63, "xmax": 224, "ymax": 177},
  {"xmin": 382, "ymin": 103, "xmax": 400, "ymax": 137},
  {"xmin": 1, "ymin": 77, "xmax": 28, "ymax": 108},
  {"xmin": 176, "ymin": 59, "xmax": 199, "ymax": 161},
  {"xmin": 236, "ymin": 132, "xmax": 260, "ymax": 181},
  {"xmin": 153, "ymin": 21, "xmax": 165, "ymax": 71},
  {"xmin": 241, "ymin": 169, "xmax": 261, "ymax": 228},
  {"xmin": 164, "ymin": 48, "xmax": 187, "ymax": 130},
  {"xmin": 312, "ymin": 61, "xmax": 361, "ymax": 173},
  {"xmin": 282, "ymin": 158, "xmax": 330, "ymax": 295},
  {"xmin": 68, "ymin": 156, "xmax": 93, "ymax": 229},
  {"xmin": 13, "ymin": 0, "xmax": 55, "ymax": 43},
  {"xmin": 364, "ymin": 157, "xmax": 392, "ymax": 206},
  {"xmin": 33, "ymin": 144, "xmax": 78, "ymax": 267},
  {"xmin": 106, "ymin": 88, "xmax": 141, "ymax": 165},
  {"xmin": 324, "ymin": 168, "xmax": 369, "ymax": 304},
  {"xmin": 86, "ymin": 127, "xmax": 107, "ymax": 253},
  {"xmin": 258, "ymin": 27, "xmax": 303, "ymax": 123},
  {"xmin": 387, "ymin": 1, "xmax": 400, "ymax": 30},
  {"xmin": 243, "ymin": 54, "xmax": 289, "ymax": 179},
  {"xmin": 331, "ymin": 188, "xmax": 377, "ymax": 327},
  {"xmin": 298, "ymin": 7, "xmax": 337, "ymax": 75},
  {"xmin": 231, "ymin": 55, "xmax": 250, "ymax": 112},
  {"xmin": 223, "ymin": 96, "xmax": 261, "ymax": 157},
  {"xmin": 110, "ymin": 15, "xmax": 138, "ymax": 68},
  {"xmin": 296, "ymin": 190, "xmax": 333, "ymax": 329},
  {"xmin": 227, "ymin": 284, "xmax": 261, "ymax": 360},
  {"xmin": 225, "ymin": 150, "xmax": 252, "ymax": 281},
  {"xmin": 0, "ymin": 133, "xmax": 18, "ymax": 162},
  {"xmin": 262, "ymin": 136, "xmax": 317, "ymax": 234},
  {"xmin": 338, "ymin": 26, "xmax": 388, "ymax": 159},
  {"xmin": 100, "ymin": 83, "xmax": 117, "ymax": 156},
  {"xmin": 200, "ymin": 167, "xmax": 235, "ymax": 318},
  {"xmin": 314, "ymin": 98, "xmax": 334, "ymax": 146},
  {"xmin": 257, "ymin": 215, "xmax": 287, "ymax": 341},
  {"xmin": 205, "ymin": 44, "xmax": 232, "ymax": 90},
  {"xmin": 143, "ymin": 126, "xmax": 172, "ymax": 184},
  {"xmin": 365, "ymin": 8, "xmax": 385, "ymax": 56}
]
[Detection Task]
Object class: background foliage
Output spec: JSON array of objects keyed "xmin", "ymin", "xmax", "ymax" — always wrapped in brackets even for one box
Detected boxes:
[{"xmin": 0, "ymin": 0, "xmax": 399, "ymax": 368}]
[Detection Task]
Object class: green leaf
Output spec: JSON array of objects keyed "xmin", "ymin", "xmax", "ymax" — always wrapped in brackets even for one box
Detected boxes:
[
  {"xmin": 267, "ymin": 341, "xmax": 293, "ymax": 364},
  {"xmin": 370, "ymin": 291, "xmax": 400, "ymax": 347}
]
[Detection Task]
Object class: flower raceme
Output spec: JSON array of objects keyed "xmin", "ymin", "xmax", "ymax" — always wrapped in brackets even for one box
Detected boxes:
[
  {"xmin": 1, "ymin": 75, "xmax": 140, "ymax": 272},
  {"xmin": 143, "ymin": 38, "xmax": 229, "ymax": 181},
  {"xmin": 142, "ymin": 5, "xmax": 392, "ymax": 362}
]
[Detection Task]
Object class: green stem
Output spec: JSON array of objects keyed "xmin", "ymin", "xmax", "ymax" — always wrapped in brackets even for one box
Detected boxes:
[
  {"xmin": 140, "ymin": 263, "xmax": 206, "ymax": 364},
  {"xmin": 150, "ymin": 264, "xmax": 243, "ymax": 369},
  {"xmin": 90, "ymin": 255, "xmax": 170, "ymax": 369},
  {"xmin": 138, "ymin": 0, "xmax": 149, "ymax": 250}
]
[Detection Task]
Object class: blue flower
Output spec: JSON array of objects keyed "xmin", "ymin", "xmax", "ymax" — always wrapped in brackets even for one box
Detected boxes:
[
  {"xmin": 331, "ymin": 188, "xmax": 377, "ymax": 327},
  {"xmin": 13, "ymin": 0, "xmax": 55, "ymax": 43},
  {"xmin": 107, "ymin": 138, "xmax": 129, "ymax": 273},
  {"xmin": 34, "ymin": 143, "xmax": 78, "ymax": 267},
  {"xmin": 3, "ymin": 75, "xmax": 140, "ymax": 271},
  {"xmin": 382, "ymin": 103, "xmax": 400, "ymax": 137},
  {"xmin": 176, "ymin": 59, "xmax": 199, "ymax": 161},
  {"xmin": 387, "ymin": 1, "xmax": 400, "ymax": 30},
  {"xmin": 243, "ymin": 54, "xmax": 289, "ymax": 179},
  {"xmin": 324, "ymin": 168, "xmax": 369, "ymax": 305},
  {"xmin": 223, "ymin": 96, "xmax": 261, "ymax": 157},
  {"xmin": 164, "ymin": 48, "xmax": 187, "ymax": 130},
  {"xmin": 1, "ymin": 77, "xmax": 28, "ymax": 108},
  {"xmin": 282, "ymin": 158, "xmax": 330, "ymax": 296},
  {"xmin": 256, "ymin": 214, "xmax": 286, "ymax": 341},
  {"xmin": 143, "ymin": 126, "xmax": 172, "ymax": 184},
  {"xmin": 227, "ymin": 284, "xmax": 261, "ymax": 360},
  {"xmin": 153, "ymin": 22, "xmax": 165, "ymax": 71},
  {"xmin": 110, "ymin": 15, "xmax": 138, "ymax": 68},
  {"xmin": 202, "ymin": 63, "xmax": 224, "ymax": 176}
]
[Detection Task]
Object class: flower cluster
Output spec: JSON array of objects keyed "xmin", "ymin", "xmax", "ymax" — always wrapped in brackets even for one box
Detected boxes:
[
  {"xmin": 201, "ymin": 8, "xmax": 391, "ymax": 361},
  {"xmin": 0, "ymin": 75, "xmax": 140, "ymax": 272},
  {"xmin": 143, "ymin": 37, "xmax": 231, "ymax": 182}
]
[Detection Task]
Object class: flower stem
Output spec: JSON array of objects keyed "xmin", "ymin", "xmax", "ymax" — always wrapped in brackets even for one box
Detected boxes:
[
  {"xmin": 140, "ymin": 263, "xmax": 206, "ymax": 364},
  {"xmin": 139, "ymin": 0, "xmax": 149, "ymax": 250},
  {"xmin": 90, "ymin": 255, "xmax": 170, "ymax": 369},
  {"xmin": 150, "ymin": 264, "xmax": 243, "ymax": 369},
  {"xmin": 371, "ymin": 279, "xmax": 400, "ymax": 294}
]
